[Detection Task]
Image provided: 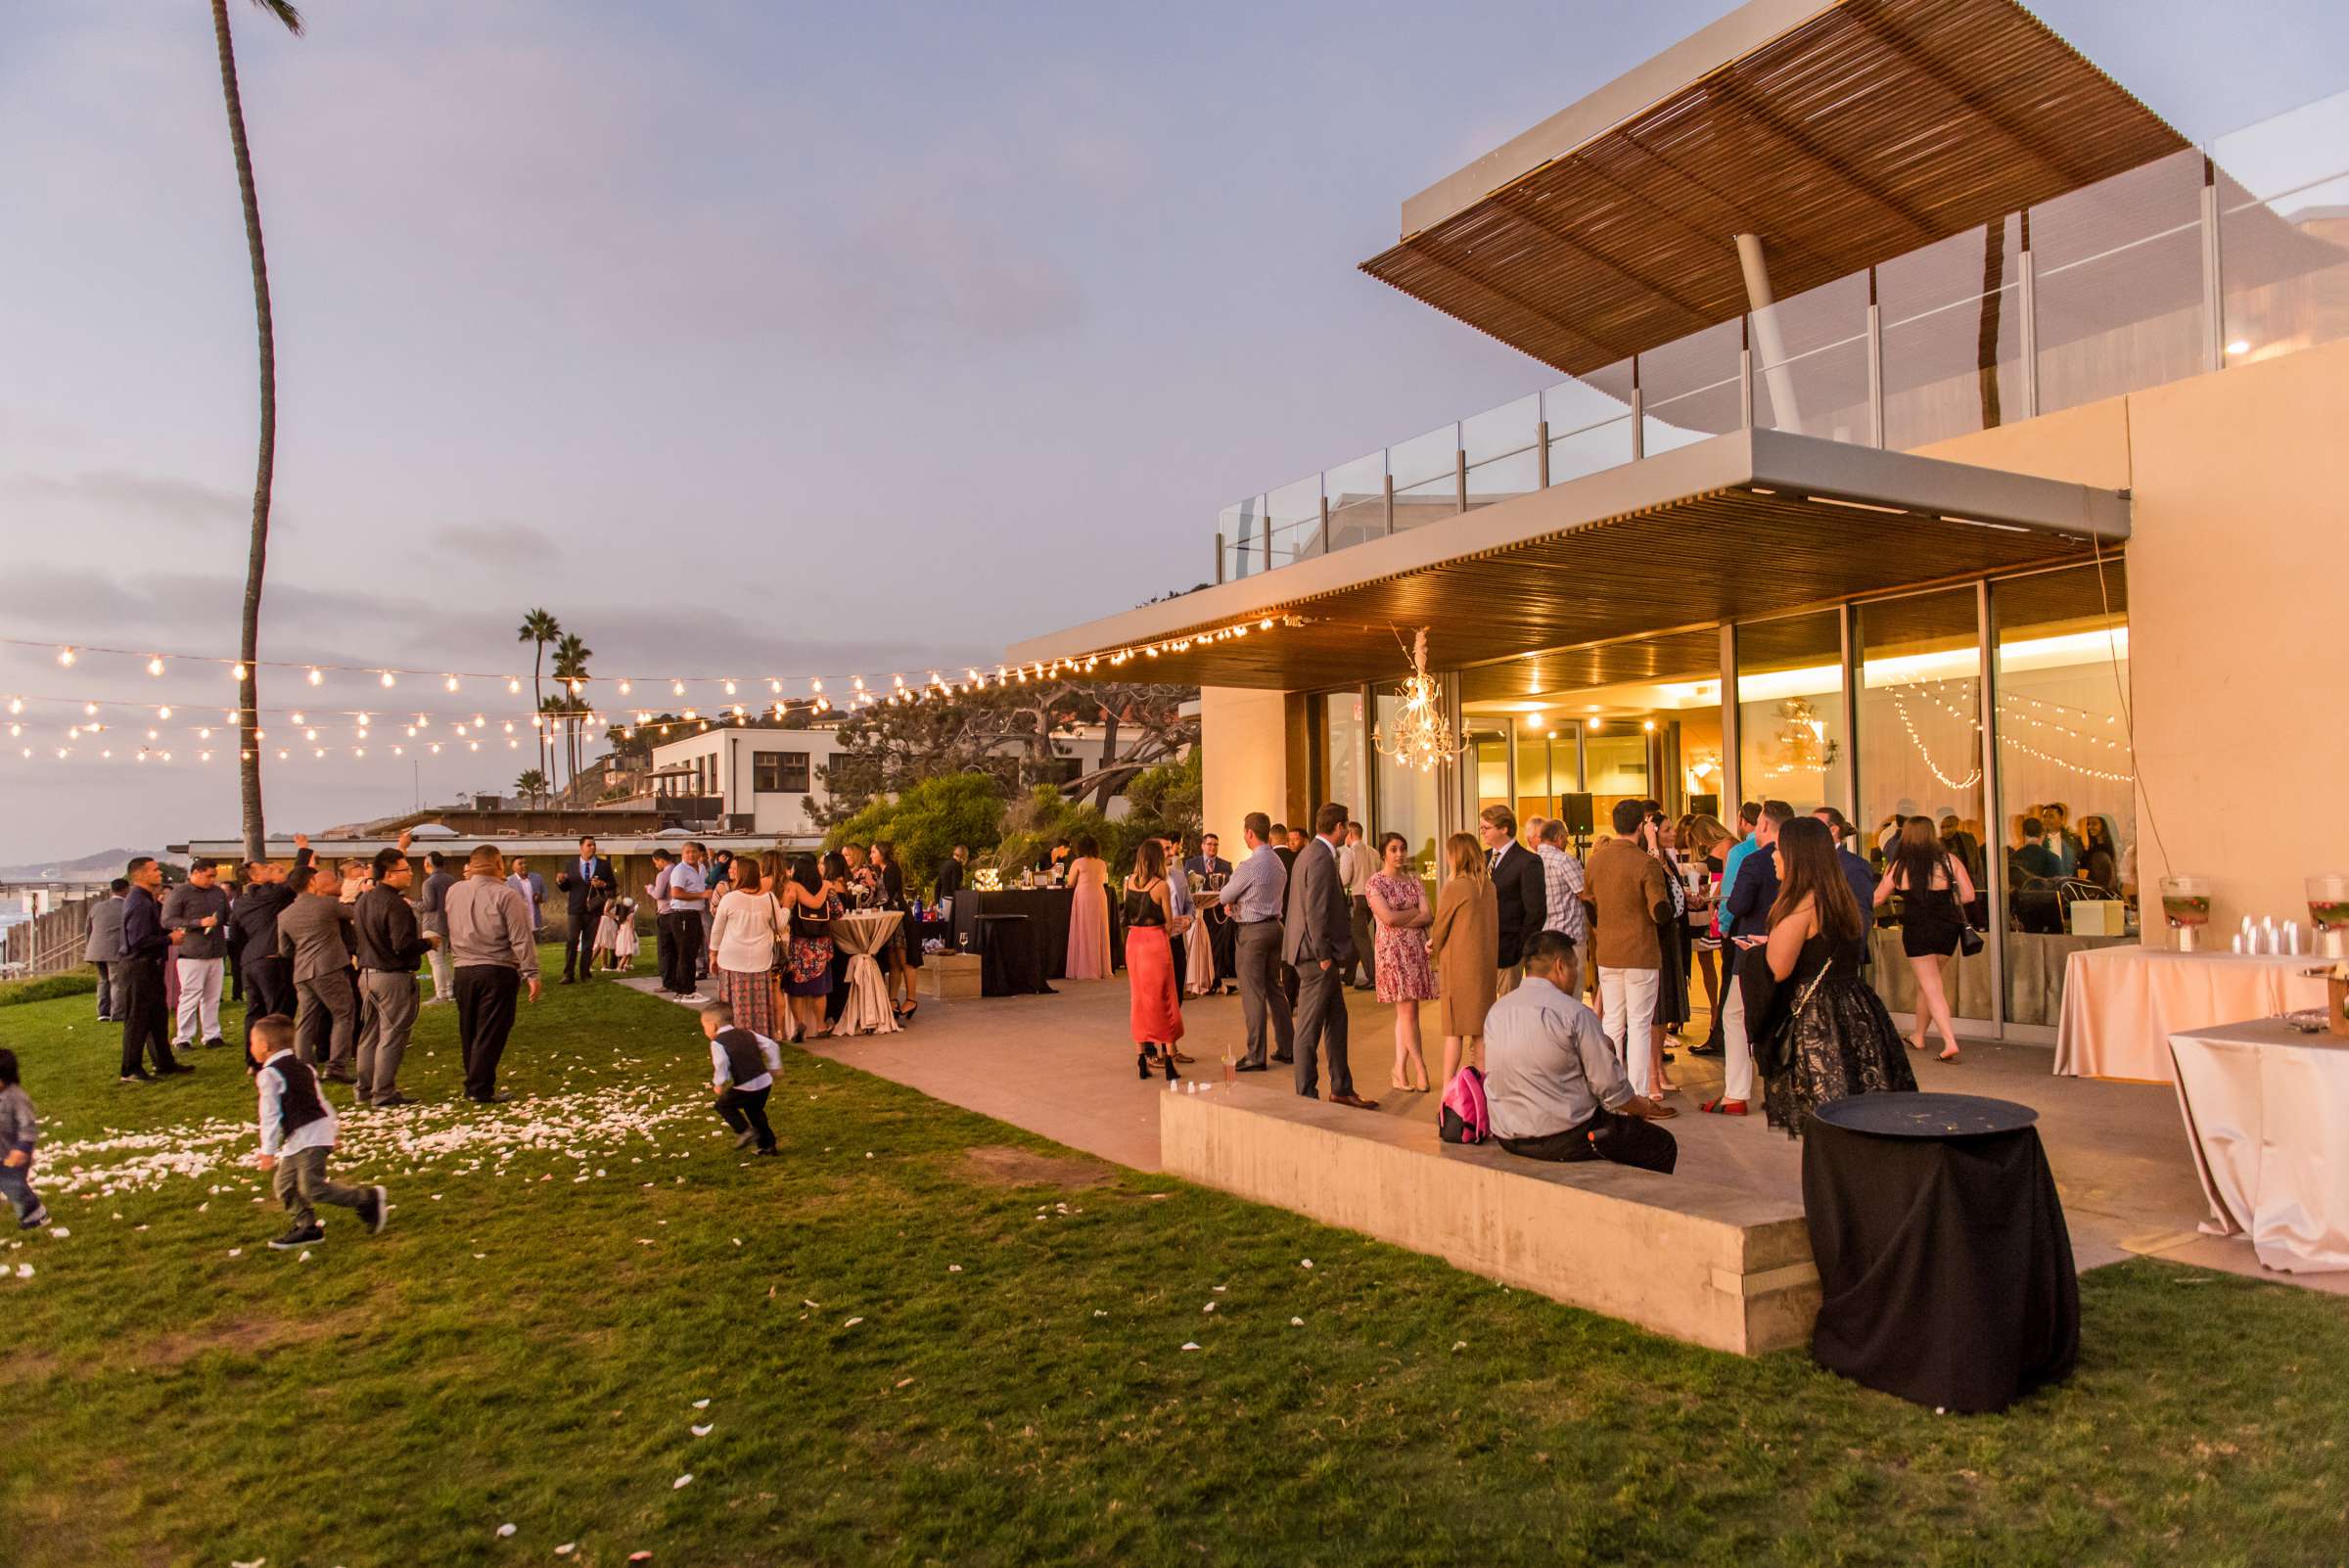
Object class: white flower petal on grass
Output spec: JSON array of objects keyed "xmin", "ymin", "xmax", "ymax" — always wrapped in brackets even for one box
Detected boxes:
[
  {"xmin": 48, "ymin": 1227, "xmax": 68, "ymax": 1239},
  {"xmin": 227, "ymin": 1248, "xmax": 242, "ymax": 1258},
  {"xmin": 692, "ymin": 1398, "xmax": 711, "ymax": 1409},
  {"xmin": 843, "ymin": 1316, "xmax": 864, "ymax": 1328},
  {"xmin": 556, "ymin": 1544, "xmax": 576, "ymax": 1556},
  {"xmin": 1291, "ymin": 1316, "xmax": 1305, "ymax": 1327},
  {"xmin": 1202, "ymin": 1303, "xmax": 1216, "ymax": 1314},
  {"xmin": 1300, "ymin": 1259, "xmax": 1313, "ymax": 1268},
  {"xmin": 1451, "ymin": 1340, "xmax": 1466, "ymax": 1353},
  {"xmin": 1093, "ymin": 1310, "xmax": 1107, "ymax": 1317},
  {"xmin": 671, "ymin": 1473, "xmax": 694, "ymax": 1490},
  {"xmin": 691, "ymin": 1423, "xmax": 714, "ymax": 1437},
  {"xmin": 1179, "ymin": 1342, "xmax": 1200, "ymax": 1352},
  {"xmin": 947, "ymin": 1265, "xmax": 961, "ymax": 1273},
  {"xmin": 15, "ymin": 1263, "xmax": 32, "ymax": 1278},
  {"xmin": 231, "ymin": 1558, "xmax": 265, "ymax": 1568},
  {"xmin": 1212, "ymin": 1285, "xmax": 1227, "ymax": 1293},
  {"xmin": 496, "ymin": 1522, "xmax": 516, "ymax": 1538}
]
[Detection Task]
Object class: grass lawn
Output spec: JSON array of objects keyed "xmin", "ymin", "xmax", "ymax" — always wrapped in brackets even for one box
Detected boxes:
[{"xmin": 5, "ymin": 955, "xmax": 2346, "ymax": 1567}]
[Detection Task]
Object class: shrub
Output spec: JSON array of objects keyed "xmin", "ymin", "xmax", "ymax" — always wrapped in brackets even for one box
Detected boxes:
[
  {"xmin": 0, "ymin": 969, "xmax": 100, "ymax": 1008},
  {"xmin": 821, "ymin": 772, "xmax": 1007, "ymax": 894}
]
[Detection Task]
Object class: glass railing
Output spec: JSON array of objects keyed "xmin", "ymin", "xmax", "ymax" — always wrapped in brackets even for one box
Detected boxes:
[{"xmin": 1216, "ymin": 87, "xmax": 2349, "ymax": 584}]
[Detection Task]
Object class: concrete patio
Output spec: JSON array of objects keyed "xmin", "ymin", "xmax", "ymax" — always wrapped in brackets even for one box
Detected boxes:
[{"xmin": 621, "ymin": 971, "xmax": 2345, "ymax": 1298}]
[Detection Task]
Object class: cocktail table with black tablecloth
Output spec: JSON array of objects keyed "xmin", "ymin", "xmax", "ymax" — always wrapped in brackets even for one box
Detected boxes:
[
  {"xmin": 1802, "ymin": 1092, "xmax": 2078, "ymax": 1412},
  {"xmin": 975, "ymin": 914, "xmax": 1051, "ymax": 997},
  {"xmin": 952, "ymin": 889, "xmax": 1123, "ymax": 980}
]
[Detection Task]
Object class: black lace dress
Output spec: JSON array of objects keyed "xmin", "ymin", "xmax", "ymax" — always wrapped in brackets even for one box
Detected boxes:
[{"xmin": 1760, "ymin": 929, "xmax": 1916, "ymax": 1138}]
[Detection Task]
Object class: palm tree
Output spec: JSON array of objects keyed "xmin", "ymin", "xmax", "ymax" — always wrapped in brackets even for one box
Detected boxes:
[
  {"xmin": 518, "ymin": 608, "xmax": 561, "ymax": 783},
  {"xmin": 213, "ymin": 0, "xmax": 304, "ymax": 865},
  {"xmin": 551, "ymin": 630, "xmax": 593, "ymax": 786},
  {"xmin": 514, "ymin": 767, "xmax": 548, "ymax": 807}
]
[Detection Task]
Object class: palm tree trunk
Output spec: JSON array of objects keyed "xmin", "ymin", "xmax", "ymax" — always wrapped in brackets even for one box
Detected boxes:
[
  {"xmin": 214, "ymin": 0, "xmax": 276, "ymax": 866},
  {"xmin": 532, "ymin": 645, "xmax": 547, "ymax": 783}
]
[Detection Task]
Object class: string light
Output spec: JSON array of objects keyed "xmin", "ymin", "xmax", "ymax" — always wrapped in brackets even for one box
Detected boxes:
[{"xmin": 146, "ymin": 656, "xmax": 165, "ymax": 676}]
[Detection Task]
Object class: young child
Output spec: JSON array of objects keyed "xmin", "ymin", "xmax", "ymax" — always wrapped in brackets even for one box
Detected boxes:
[
  {"xmin": 591, "ymin": 899, "xmax": 621, "ymax": 973},
  {"xmin": 610, "ymin": 897, "xmax": 639, "ymax": 972},
  {"xmin": 249, "ymin": 1013, "xmax": 388, "ymax": 1250},
  {"xmin": 699, "ymin": 1002, "xmax": 781, "ymax": 1156},
  {"xmin": 0, "ymin": 1049, "xmax": 48, "ymax": 1230}
]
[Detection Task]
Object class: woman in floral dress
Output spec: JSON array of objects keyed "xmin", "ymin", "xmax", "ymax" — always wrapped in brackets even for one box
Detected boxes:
[{"xmin": 1365, "ymin": 832, "xmax": 1437, "ymax": 1093}]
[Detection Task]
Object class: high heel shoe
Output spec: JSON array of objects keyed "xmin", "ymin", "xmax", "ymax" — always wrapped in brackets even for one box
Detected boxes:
[
  {"xmin": 1161, "ymin": 1048, "xmax": 1180, "ymax": 1083},
  {"xmin": 1137, "ymin": 1049, "xmax": 1153, "ymax": 1081}
]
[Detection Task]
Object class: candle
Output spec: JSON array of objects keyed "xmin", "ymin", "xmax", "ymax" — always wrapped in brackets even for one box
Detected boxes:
[{"xmin": 2233, "ymin": 933, "xmax": 2244, "ymax": 954}]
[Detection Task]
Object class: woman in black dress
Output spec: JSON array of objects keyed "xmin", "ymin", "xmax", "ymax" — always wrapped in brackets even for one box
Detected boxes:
[
  {"xmin": 1757, "ymin": 818, "xmax": 1917, "ymax": 1137},
  {"xmin": 1873, "ymin": 816, "xmax": 1976, "ymax": 1062}
]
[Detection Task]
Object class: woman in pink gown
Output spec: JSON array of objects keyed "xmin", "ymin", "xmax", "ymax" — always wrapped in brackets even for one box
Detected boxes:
[{"xmin": 1064, "ymin": 835, "xmax": 1113, "ymax": 981}]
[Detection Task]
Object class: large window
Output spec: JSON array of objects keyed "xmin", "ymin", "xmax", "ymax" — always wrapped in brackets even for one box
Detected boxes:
[
  {"xmin": 1857, "ymin": 589, "xmax": 1991, "ymax": 1024},
  {"xmin": 753, "ymin": 751, "xmax": 810, "ymax": 795},
  {"xmin": 1310, "ymin": 690, "xmax": 1367, "ymax": 823},
  {"xmin": 1373, "ymin": 692, "xmax": 1444, "ymax": 883},
  {"xmin": 1995, "ymin": 564, "xmax": 2136, "ymax": 1026},
  {"xmin": 1736, "ymin": 611, "xmax": 1850, "ymax": 818}
]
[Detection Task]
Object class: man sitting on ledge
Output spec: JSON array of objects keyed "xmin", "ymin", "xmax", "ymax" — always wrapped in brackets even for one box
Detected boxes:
[{"xmin": 1483, "ymin": 930, "xmax": 1678, "ymax": 1175}]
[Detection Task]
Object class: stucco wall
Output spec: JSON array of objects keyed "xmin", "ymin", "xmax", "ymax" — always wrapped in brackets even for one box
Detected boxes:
[
  {"xmin": 1199, "ymin": 686, "xmax": 1291, "ymax": 856},
  {"xmin": 1922, "ymin": 337, "xmax": 2349, "ymax": 932}
]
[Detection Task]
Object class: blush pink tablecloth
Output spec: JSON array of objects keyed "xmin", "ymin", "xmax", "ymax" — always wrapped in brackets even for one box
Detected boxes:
[
  {"xmin": 2053, "ymin": 945, "xmax": 2330, "ymax": 1082},
  {"xmin": 2169, "ymin": 1017, "xmax": 2349, "ymax": 1272}
]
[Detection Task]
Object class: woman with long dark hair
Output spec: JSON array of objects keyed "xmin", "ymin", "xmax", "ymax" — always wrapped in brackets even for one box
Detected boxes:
[
  {"xmin": 1759, "ymin": 818, "xmax": 1916, "ymax": 1135},
  {"xmin": 869, "ymin": 841, "xmax": 917, "ymax": 1022},
  {"xmin": 1123, "ymin": 838, "xmax": 1182, "ymax": 1080},
  {"xmin": 1874, "ymin": 816, "xmax": 1976, "ymax": 1062},
  {"xmin": 1064, "ymin": 833, "xmax": 1113, "ymax": 982},
  {"xmin": 777, "ymin": 853, "xmax": 840, "ymax": 1041}
]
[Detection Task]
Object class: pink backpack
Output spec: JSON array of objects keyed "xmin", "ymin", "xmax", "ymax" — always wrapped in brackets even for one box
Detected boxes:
[{"xmin": 1439, "ymin": 1066, "xmax": 1491, "ymax": 1144}]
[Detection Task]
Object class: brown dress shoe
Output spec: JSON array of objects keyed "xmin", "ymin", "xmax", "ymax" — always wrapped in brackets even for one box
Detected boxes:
[{"xmin": 1329, "ymin": 1093, "xmax": 1381, "ymax": 1111}]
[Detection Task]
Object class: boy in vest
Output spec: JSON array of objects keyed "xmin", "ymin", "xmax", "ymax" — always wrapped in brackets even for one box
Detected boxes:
[
  {"xmin": 700, "ymin": 1002, "xmax": 782, "ymax": 1156},
  {"xmin": 248, "ymin": 1014, "xmax": 388, "ymax": 1250}
]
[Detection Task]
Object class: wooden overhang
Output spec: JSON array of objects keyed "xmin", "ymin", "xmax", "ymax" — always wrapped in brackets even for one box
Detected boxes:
[
  {"xmin": 1005, "ymin": 428, "xmax": 2127, "ymax": 692},
  {"xmin": 1360, "ymin": 0, "xmax": 2188, "ymax": 377}
]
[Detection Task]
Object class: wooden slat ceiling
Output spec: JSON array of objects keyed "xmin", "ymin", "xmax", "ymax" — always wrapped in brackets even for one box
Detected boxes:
[
  {"xmin": 1117, "ymin": 486, "xmax": 2098, "ymax": 692},
  {"xmin": 1360, "ymin": 0, "xmax": 2188, "ymax": 376}
]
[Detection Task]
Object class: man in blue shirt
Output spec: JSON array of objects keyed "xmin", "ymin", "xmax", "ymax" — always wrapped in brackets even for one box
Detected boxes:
[{"xmin": 1220, "ymin": 813, "xmax": 1292, "ymax": 1071}]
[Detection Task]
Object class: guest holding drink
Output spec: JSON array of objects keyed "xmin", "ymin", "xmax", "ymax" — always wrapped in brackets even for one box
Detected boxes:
[
  {"xmin": 1874, "ymin": 817, "xmax": 1974, "ymax": 1063},
  {"xmin": 1064, "ymin": 834, "xmax": 1113, "ymax": 982},
  {"xmin": 1124, "ymin": 840, "xmax": 1182, "ymax": 1080},
  {"xmin": 1428, "ymin": 832, "xmax": 1498, "ymax": 1089},
  {"xmin": 1366, "ymin": 832, "xmax": 1435, "ymax": 1093}
]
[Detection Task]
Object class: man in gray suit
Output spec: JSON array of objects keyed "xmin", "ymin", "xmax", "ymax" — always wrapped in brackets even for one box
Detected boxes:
[
  {"xmin": 1281, "ymin": 802, "xmax": 1378, "ymax": 1110},
  {"xmin": 278, "ymin": 863, "xmax": 359, "ymax": 1083},
  {"xmin": 83, "ymin": 879, "xmax": 129, "ymax": 1023}
]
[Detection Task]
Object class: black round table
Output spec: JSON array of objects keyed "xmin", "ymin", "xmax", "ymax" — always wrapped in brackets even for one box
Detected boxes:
[
  {"xmin": 1802, "ymin": 1091, "xmax": 2078, "ymax": 1413},
  {"xmin": 975, "ymin": 914, "xmax": 1051, "ymax": 997}
]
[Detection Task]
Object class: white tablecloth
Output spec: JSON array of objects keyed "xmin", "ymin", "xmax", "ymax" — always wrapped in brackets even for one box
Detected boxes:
[
  {"xmin": 830, "ymin": 910, "xmax": 902, "ymax": 1037},
  {"xmin": 2053, "ymin": 945, "xmax": 2329, "ymax": 1082},
  {"xmin": 2169, "ymin": 1016, "xmax": 2349, "ymax": 1273}
]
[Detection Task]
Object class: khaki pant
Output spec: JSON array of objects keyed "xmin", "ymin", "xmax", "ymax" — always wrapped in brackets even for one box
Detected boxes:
[
  {"xmin": 272, "ymin": 1145, "xmax": 365, "ymax": 1229},
  {"xmin": 1495, "ymin": 962, "xmax": 1525, "ymax": 997}
]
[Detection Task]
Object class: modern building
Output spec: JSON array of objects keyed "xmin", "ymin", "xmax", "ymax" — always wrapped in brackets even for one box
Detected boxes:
[{"xmin": 1010, "ymin": 0, "xmax": 2349, "ymax": 1043}]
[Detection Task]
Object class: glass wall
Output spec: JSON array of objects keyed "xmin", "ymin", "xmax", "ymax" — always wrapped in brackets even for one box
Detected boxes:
[
  {"xmin": 1313, "ymin": 689, "xmax": 1367, "ymax": 825},
  {"xmin": 1856, "ymin": 589, "xmax": 1992, "ymax": 1025},
  {"xmin": 1585, "ymin": 728, "xmax": 1650, "ymax": 825},
  {"xmin": 1374, "ymin": 693, "xmax": 1444, "ymax": 884},
  {"xmin": 1735, "ymin": 612, "xmax": 1850, "ymax": 819},
  {"xmin": 2032, "ymin": 148, "xmax": 2206, "ymax": 417},
  {"xmin": 1994, "ymin": 565, "xmax": 2137, "ymax": 1027}
]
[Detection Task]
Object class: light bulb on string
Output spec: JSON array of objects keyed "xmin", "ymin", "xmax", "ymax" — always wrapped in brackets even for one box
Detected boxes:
[
  {"xmin": 380, "ymin": 670, "xmax": 396, "ymax": 688},
  {"xmin": 233, "ymin": 664, "xmax": 248, "ymax": 682},
  {"xmin": 446, "ymin": 676, "xmax": 461, "ymax": 693},
  {"xmin": 506, "ymin": 676, "xmax": 521, "ymax": 694},
  {"xmin": 57, "ymin": 648, "xmax": 74, "ymax": 667},
  {"xmin": 306, "ymin": 668, "xmax": 322, "ymax": 686},
  {"xmin": 147, "ymin": 656, "xmax": 165, "ymax": 676},
  {"xmin": 158, "ymin": 706, "xmax": 172, "ymax": 720}
]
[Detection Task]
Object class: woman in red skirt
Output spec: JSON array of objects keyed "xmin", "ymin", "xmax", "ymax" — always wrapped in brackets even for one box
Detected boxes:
[{"xmin": 1123, "ymin": 839, "xmax": 1182, "ymax": 1081}]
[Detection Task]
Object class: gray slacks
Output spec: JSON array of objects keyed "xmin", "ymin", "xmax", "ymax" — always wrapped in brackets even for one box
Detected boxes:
[
  {"xmin": 1292, "ymin": 958, "xmax": 1354, "ymax": 1099},
  {"xmin": 272, "ymin": 1145, "xmax": 365, "ymax": 1228},
  {"xmin": 356, "ymin": 968, "xmax": 419, "ymax": 1103},
  {"xmin": 295, "ymin": 970, "xmax": 357, "ymax": 1077},
  {"xmin": 1233, "ymin": 919, "xmax": 1292, "ymax": 1068}
]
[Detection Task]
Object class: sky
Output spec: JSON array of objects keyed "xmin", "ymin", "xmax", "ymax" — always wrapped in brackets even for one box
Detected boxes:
[{"xmin": 2, "ymin": 0, "xmax": 2344, "ymax": 863}]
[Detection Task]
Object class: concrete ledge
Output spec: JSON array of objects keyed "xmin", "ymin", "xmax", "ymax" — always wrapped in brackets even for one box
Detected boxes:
[{"xmin": 1160, "ymin": 1087, "xmax": 1818, "ymax": 1356}]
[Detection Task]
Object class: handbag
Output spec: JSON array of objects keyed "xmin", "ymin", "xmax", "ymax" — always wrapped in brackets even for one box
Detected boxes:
[
  {"xmin": 1958, "ymin": 923, "xmax": 1985, "ymax": 957},
  {"xmin": 1753, "ymin": 957, "xmax": 1834, "ymax": 1082}
]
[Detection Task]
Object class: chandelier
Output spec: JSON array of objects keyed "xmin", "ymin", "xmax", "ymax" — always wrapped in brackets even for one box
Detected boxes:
[{"xmin": 1372, "ymin": 628, "xmax": 1465, "ymax": 773}]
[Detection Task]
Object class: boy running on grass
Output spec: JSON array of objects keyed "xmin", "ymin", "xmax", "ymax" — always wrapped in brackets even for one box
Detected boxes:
[
  {"xmin": 700, "ymin": 1002, "xmax": 782, "ymax": 1156},
  {"xmin": 0, "ymin": 1048, "xmax": 49, "ymax": 1230},
  {"xmin": 249, "ymin": 1014, "xmax": 388, "ymax": 1250}
]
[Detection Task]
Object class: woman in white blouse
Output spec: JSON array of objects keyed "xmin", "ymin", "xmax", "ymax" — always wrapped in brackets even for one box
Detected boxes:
[{"xmin": 707, "ymin": 857, "xmax": 788, "ymax": 1041}]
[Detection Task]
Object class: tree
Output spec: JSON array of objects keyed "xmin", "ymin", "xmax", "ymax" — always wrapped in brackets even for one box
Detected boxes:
[
  {"xmin": 518, "ymin": 608, "xmax": 561, "ymax": 784},
  {"xmin": 513, "ymin": 767, "xmax": 548, "ymax": 806},
  {"xmin": 812, "ymin": 680, "xmax": 1197, "ymax": 826},
  {"xmin": 551, "ymin": 629, "xmax": 593, "ymax": 787},
  {"xmin": 213, "ymin": 0, "xmax": 304, "ymax": 864}
]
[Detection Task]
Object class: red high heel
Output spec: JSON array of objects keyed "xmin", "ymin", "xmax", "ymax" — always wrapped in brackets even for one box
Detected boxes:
[{"xmin": 1700, "ymin": 1096, "xmax": 1748, "ymax": 1115}]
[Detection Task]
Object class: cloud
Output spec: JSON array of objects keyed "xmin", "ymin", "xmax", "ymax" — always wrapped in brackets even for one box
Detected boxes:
[
  {"xmin": 8, "ymin": 468, "xmax": 251, "ymax": 529},
  {"xmin": 431, "ymin": 521, "xmax": 558, "ymax": 567}
]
